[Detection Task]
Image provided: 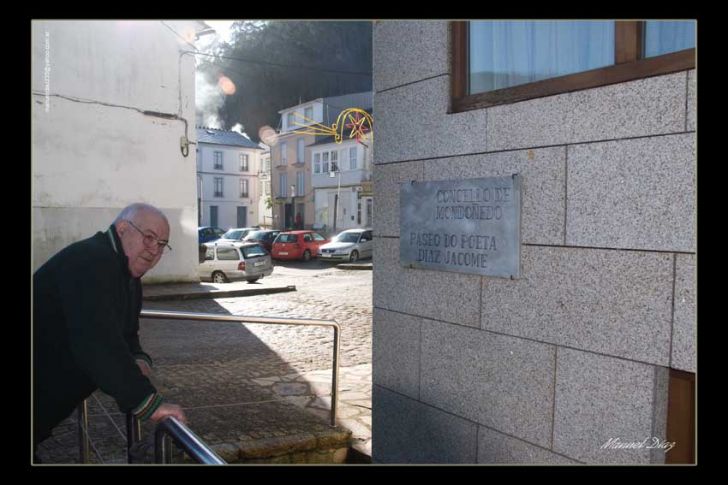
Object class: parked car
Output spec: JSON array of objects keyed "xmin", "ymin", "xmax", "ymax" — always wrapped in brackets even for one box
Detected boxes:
[
  {"xmin": 217, "ymin": 227, "xmax": 260, "ymax": 243},
  {"xmin": 271, "ymin": 230, "xmax": 328, "ymax": 261},
  {"xmin": 198, "ymin": 241, "xmax": 273, "ymax": 283},
  {"xmin": 318, "ymin": 228, "xmax": 373, "ymax": 262},
  {"xmin": 243, "ymin": 229, "xmax": 281, "ymax": 252},
  {"xmin": 198, "ymin": 226, "xmax": 225, "ymax": 244}
]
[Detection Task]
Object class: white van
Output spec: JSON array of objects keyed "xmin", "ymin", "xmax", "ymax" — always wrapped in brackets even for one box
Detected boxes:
[{"xmin": 198, "ymin": 242, "xmax": 273, "ymax": 283}]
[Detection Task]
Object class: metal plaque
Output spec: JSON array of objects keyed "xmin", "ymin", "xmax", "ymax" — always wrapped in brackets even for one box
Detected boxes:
[{"xmin": 400, "ymin": 175, "xmax": 521, "ymax": 278}]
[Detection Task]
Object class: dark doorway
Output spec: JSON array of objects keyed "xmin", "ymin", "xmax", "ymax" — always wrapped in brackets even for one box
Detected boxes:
[
  {"xmin": 284, "ymin": 203, "xmax": 293, "ymax": 229},
  {"xmin": 210, "ymin": 206, "xmax": 218, "ymax": 228},
  {"xmin": 237, "ymin": 206, "xmax": 247, "ymax": 227},
  {"xmin": 296, "ymin": 203, "xmax": 305, "ymax": 228}
]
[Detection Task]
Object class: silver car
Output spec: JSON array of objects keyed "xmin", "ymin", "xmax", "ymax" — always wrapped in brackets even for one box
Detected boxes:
[
  {"xmin": 198, "ymin": 242, "xmax": 273, "ymax": 283},
  {"xmin": 317, "ymin": 228, "xmax": 373, "ymax": 262}
]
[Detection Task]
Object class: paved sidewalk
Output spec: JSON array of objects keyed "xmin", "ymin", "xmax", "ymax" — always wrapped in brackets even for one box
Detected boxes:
[{"xmin": 256, "ymin": 364, "xmax": 372, "ymax": 458}]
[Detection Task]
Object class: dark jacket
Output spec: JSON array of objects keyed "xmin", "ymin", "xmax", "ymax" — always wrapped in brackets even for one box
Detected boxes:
[{"xmin": 33, "ymin": 225, "xmax": 161, "ymax": 445}]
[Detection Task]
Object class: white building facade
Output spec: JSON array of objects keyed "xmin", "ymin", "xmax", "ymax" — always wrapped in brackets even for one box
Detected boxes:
[
  {"xmin": 32, "ymin": 20, "xmax": 201, "ymax": 283},
  {"xmin": 311, "ymin": 136, "xmax": 373, "ymax": 233},
  {"xmin": 271, "ymin": 92, "xmax": 373, "ymax": 231},
  {"xmin": 196, "ymin": 128, "xmax": 264, "ymax": 230},
  {"xmin": 257, "ymin": 145, "xmax": 273, "ymax": 228}
]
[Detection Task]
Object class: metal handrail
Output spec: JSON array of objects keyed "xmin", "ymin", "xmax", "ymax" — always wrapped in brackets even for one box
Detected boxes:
[
  {"xmin": 126, "ymin": 413, "xmax": 141, "ymax": 463},
  {"xmin": 77, "ymin": 401, "xmax": 90, "ymax": 464},
  {"xmin": 154, "ymin": 416, "xmax": 225, "ymax": 464},
  {"xmin": 77, "ymin": 310, "xmax": 340, "ymax": 463},
  {"xmin": 139, "ymin": 309, "xmax": 342, "ymax": 426}
]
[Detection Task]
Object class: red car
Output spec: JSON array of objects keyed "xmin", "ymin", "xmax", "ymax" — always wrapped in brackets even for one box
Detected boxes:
[{"xmin": 271, "ymin": 230, "xmax": 328, "ymax": 261}]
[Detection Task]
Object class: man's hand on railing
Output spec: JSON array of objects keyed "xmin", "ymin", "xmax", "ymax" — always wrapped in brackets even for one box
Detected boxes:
[{"xmin": 150, "ymin": 403, "xmax": 188, "ymax": 425}]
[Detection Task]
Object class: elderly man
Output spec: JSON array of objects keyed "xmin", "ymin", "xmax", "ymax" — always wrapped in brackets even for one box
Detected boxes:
[{"xmin": 33, "ymin": 203, "xmax": 187, "ymax": 462}]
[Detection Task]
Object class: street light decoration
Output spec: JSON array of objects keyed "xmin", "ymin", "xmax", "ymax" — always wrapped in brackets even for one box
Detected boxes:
[
  {"xmin": 291, "ymin": 108, "xmax": 373, "ymax": 144},
  {"xmin": 343, "ymin": 110, "xmax": 371, "ymax": 143}
]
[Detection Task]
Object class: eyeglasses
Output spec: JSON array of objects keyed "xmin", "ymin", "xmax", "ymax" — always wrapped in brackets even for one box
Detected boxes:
[{"xmin": 124, "ymin": 219, "xmax": 172, "ymax": 253}]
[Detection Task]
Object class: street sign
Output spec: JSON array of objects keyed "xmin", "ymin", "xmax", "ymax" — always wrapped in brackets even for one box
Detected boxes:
[{"xmin": 400, "ymin": 175, "xmax": 521, "ymax": 278}]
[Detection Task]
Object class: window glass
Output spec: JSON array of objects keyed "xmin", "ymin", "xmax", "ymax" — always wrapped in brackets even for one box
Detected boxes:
[
  {"xmin": 297, "ymin": 171, "xmax": 304, "ymax": 197},
  {"xmin": 279, "ymin": 174, "xmax": 287, "ymax": 197},
  {"xmin": 205, "ymin": 247, "xmax": 214, "ymax": 260},
  {"xmin": 217, "ymin": 247, "xmax": 240, "ymax": 261},
  {"xmin": 312, "ymin": 233, "xmax": 326, "ymax": 241},
  {"xmin": 644, "ymin": 21, "xmax": 695, "ymax": 58},
  {"xmin": 297, "ymin": 138, "xmax": 305, "ymax": 163},
  {"xmin": 277, "ymin": 234, "xmax": 298, "ymax": 243},
  {"xmin": 242, "ymin": 245, "xmax": 268, "ymax": 258},
  {"xmin": 222, "ymin": 229, "xmax": 245, "ymax": 240},
  {"xmin": 336, "ymin": 232, "xmax": 360, "ymax": 243},
  {"xmin": 469, "ymin": 21, "xmax": 614, "ymax": 94}
]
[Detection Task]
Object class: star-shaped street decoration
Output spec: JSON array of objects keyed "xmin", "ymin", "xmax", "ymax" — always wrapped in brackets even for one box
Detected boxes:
[{"xmin": 345, "ymin": 111, "xmax": 371, "ymax": 143}]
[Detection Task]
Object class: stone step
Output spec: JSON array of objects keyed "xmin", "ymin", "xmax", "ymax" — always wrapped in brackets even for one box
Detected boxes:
[
  {"xmin": 191, "ymin": 399, "xmax": 352, "ymax": 464},
  {"xmin": 211, "ymin": 428, "xmax": 352, "ymax": 464},
  {"xmin": 37, "ymin": 396, "xmax": 353, "ymax": 465}
]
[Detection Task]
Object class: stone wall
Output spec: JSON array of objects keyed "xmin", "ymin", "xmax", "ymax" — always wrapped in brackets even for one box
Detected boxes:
[{"xmin": 372, "ymin": 20, "xmax": 695, "ymax": 464}]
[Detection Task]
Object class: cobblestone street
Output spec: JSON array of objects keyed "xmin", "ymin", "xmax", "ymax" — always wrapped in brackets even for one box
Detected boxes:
[{"xmin": 145, "ymin": 260, "xmax": 373, "ymax": 372}]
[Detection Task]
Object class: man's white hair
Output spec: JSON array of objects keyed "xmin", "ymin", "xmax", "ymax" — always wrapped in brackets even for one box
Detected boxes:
[{"xmin": 114, "ymin": 203, "xmax": 168, "ymax": 225}]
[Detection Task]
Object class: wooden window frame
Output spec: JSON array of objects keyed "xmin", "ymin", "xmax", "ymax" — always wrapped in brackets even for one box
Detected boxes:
[
  {"xmin": 665, "ymin": 369, "xmax": 695, "ymax": 464},
  {"xmin": 451, "ymin": 21, "xmax": 695, "ymax": 113}
]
